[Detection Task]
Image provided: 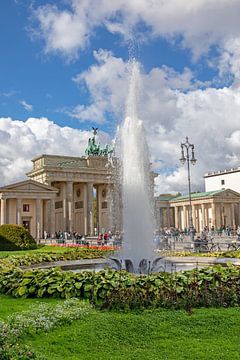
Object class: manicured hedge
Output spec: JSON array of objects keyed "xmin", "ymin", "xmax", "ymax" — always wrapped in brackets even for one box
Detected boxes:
[
  {"xmin": 0, "ymin": 224, "xmax": 37, "ymax": 251},
  {"xmin": 0, "ymin": 259, "xmax": 240, "ymax": 310}
]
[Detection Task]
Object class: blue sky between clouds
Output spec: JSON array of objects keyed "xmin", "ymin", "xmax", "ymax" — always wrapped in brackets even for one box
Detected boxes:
[{"xmin": 0, "ymin": 0, "xmax": 240, "ymax": 194}]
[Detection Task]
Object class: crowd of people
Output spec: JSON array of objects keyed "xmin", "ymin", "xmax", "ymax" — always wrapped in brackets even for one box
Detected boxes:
[
  {"xmin": 154, "ymin": 224, "xmax": 240, "ymax": 251},
  {"xmin": 42, "ymin": 229, "xmax": 122, "ymax": 246}
]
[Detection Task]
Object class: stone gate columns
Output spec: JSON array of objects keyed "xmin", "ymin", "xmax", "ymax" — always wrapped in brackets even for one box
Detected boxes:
[
  {"xmin": 0, "ymin": 198, "xmax": 6, "ymax": 225},
  {"xmin": 36, "ymin": 199, "xmax": 43, "ymax": 240},
  {"xmin": 16, "ymin": 199, "xmax": 22, "ymax": 225},
  {"xmin": 66, "ymin": 181, "xmax": 73, "ymax": 233},
  {"xmin": 50, "ymin": 199, "xmax": 55, "ymax": 237},
  {"xmin": 83, "ymin": 183, "xmax": 88, "ymax": 235},
  {"xmin": 231, "ymin": 203, "xmax": 235, "ymax": 227},
  {"xmin": 87, "ymin": 182, "xmax": 93, "ymax": 236},
  {"xmin": 62, "ymin": 183, "xmax": 67, "ymax": 231}
]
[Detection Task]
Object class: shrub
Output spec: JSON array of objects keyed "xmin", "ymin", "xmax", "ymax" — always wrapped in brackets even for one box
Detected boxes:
[
  {"xmin": 0, "ymin": 262, "xmax": 240, "ymax": 310},
  {"xmin": 0, "ymin": 225, "xmax": 37, "ymax": 251}
]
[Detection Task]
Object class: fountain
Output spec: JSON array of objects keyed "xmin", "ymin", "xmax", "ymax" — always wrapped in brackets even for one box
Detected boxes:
[{"xmin": 111, "ymin": 60, "xmax": 161, "ymax": 273}]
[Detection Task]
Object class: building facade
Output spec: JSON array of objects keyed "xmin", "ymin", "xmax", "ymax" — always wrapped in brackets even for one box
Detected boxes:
[
  {"xmin": 155, "ymin": 189, "xmax": 240, "ymax": 232},
  {"xmin": 0, "ymin": 154, "xmax": 121, "ymax": 239},
  {"xmin": 205, "ymin": 167, "xmax": 240, "ymax": 193}
]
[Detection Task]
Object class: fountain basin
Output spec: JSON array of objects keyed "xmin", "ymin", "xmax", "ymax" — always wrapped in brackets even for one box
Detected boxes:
[{"xmin": 20, "ymin": 258, "xmax": 109, "ymax": 272}]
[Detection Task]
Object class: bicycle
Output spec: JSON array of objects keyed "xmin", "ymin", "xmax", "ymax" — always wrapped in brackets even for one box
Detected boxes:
[
  {"xmin": 227, "ymin": 241, "xmax": 240, "ymax": 251},
  {"xmin": 194, "ymin": 237, "xmax": 221, "ymax": 253}
]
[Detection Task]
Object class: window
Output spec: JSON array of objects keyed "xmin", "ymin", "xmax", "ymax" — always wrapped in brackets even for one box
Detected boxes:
[
  {"xmin": 55, "ymin": 201, "xmax": 63, "ymax": 209},
  {"xmin": 23, "ymin": 204, "xmax": 30, "ymax": 212},
  {"xmin": 75, "ymin": 201, "xmax": 83, "ymax": 209},
  {"xmin": 221, "ymin": 179, "xmax": 225, "ymax": 185},
  {"xmin": 102, "ymin": 201, "xmax": 108, "ymax": 209}
]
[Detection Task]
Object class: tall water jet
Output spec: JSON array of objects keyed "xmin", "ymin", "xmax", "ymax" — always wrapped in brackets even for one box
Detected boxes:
[{"xmin": 119, "ymin": 60, "xmax": 155, "ymax": 271}]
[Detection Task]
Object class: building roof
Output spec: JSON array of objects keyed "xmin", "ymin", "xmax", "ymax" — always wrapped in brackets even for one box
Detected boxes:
[
  {"xmin": 0, "ymin": 179, "xmax": 58, "ymax": 192},
  {"xmin": 157, "ymin": 195, "xmax": 178, "ymax": 201},
  {"xmin": 204, "ymin": 167, "xmax": 240, "ymax": 178},
  {"xmin": 171, "ymin": 189, "xmax": 225, "ymax": 201}
]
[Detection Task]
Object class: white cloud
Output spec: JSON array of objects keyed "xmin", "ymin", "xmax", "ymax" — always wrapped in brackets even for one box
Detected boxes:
[
  {"xmin": 32, "ymin": 0, "xmax": 240, "ymax": 68},
  {"xmin": 0, "ymin": 117, "xmax": 110, "ymax": 186},
  {"xmin": 71, "ymin": 49, "xmax": 129, "ymax": 123},
  {"xmin": 19, "ymin": 100, "xmax": 33, "ymax": 112},
  {"xmin": 70, "ymin": 52, "xmax": 240, "ymax": 194}
]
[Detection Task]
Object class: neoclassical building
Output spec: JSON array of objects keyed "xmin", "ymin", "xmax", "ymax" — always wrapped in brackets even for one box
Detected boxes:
[
  {"xmin": 155, "ymin": 189, "xmax": 240, "ymax": 232},
  {"xmin": 0, "ymin": 133, "xmax": 121, "ymax": 239}
]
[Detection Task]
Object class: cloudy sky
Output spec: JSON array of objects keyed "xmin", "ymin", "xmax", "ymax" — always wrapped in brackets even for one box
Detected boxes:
[{"xmin": 1, "ymin": 0, "xmax": 240, "ymax": 194}]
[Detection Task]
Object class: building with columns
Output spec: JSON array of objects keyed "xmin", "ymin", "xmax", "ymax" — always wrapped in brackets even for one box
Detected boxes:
[
  {"xmin": 0, "ymin": 153, "xmax": 120, "ymax": 239},
  {"xmin": 155, "ymin": 189, "xmax": 240, "ymax": 232}
]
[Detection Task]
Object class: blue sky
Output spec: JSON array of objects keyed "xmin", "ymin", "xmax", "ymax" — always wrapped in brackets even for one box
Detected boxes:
[{"xmin": 1, "ymin": 0, "xmax": 240, "ymax": 193}]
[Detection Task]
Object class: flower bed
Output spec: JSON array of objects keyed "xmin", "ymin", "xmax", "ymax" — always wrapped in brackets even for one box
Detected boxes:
[{"xmin": 47, "ymin": 243, "xmax": 119, "ymax": 251}]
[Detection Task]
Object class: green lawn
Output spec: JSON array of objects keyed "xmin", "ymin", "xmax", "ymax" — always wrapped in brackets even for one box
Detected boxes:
[
  {"xmin": 0, "ymin": 245, "xmax": 83, "ymax": 258},
  {"xmin": 0, "ymin": 294, "xmax": 63, "ymax": 320},
  {"xmin": 24, "ymin": 307, "xmax": 240, "ymax": 360},
  {"xmin": 0, "ymin": 296, "xmax": 235, "ymax": 360},
  {"xmin": 0, "ymin": 293, "xmax": 238, "ymax": 360}
]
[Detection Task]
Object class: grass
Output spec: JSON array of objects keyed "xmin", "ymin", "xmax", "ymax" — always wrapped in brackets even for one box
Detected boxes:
[
  {"xmin": 0, "ymin": 294, "xmax": 63, "ymax": 320},
  {"xmin": 1, "ymin": 299, "xmax": 236, "ymax": 360},
  {"xmin": 1, "ymin": 297, "xmax": 240, "ymax": 359},
  {"xmin": 0, "ymin": 245, "xmax": 108, "ymax": 258},
  {"xmin": 0, "ymin": 245, "xmax": 71, "ymax": 258},
  {"xmin": 0, "ymin": 248, "xmax": 240, "ymax": 359}
]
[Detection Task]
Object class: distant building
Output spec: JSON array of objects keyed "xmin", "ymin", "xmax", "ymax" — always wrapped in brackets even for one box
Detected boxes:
[
  {"xmin": 205, "ymin": 167, "xmax": 240, "ymax": 193},
  {"xmin": 155, "ymin": 189, "xmax": 240, "ymax": 232}
]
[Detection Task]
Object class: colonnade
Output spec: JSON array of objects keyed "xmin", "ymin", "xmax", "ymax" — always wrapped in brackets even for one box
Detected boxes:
[
  {"xmin": 46, "ymin": 180, "xmax": 112, "ymax": 237},
  {"xmin": 173, "ymin": 202, "xmax": 240, "ymax": 232}
]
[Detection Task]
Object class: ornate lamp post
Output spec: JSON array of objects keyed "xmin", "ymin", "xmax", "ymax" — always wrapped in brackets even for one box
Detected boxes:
[{"xmin": 179, "ymin": 137, "xmax": 197, "ymax": 241}]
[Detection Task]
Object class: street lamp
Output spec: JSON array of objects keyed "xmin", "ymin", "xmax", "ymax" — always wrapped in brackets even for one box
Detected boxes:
[{"xmin": 179, "ymin": 137, "xmax": 197, "ymax": 241}]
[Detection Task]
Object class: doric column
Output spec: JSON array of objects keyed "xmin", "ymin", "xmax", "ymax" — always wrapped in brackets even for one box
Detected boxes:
[
  {"xmin": 87, "ymin": 182, "xmax": 93, "ymax": 236},
  {"xmin": 231, "ymin": 203, "xmax": 235, "ymax": 227},
  {"xmin": 219, "ymin": 203, "xmax": 223, "ymax": 228},
  {"xmin": 0, "ymin": 198, "xmax": 6, "ymax": 225},
  {"xmin": 159, "ymin": 208, "xmax": 163, "ymax": 228},
  {"xmin": 43, "ymin": 200, "xmax": 49, "ymax": 235},
  {"xmin": 62, "ymin": 183, "xmax": 67, "ymax": 231},
  {"xmin": 36, "ymin": 199, "xmax": 43, "ymax": 240},
  {"xmin": 166, "ymin": 206, "xmax": 170, "ymax": 228},
  {"xmin": 212, "ymin": 202, "xmax": 216, "ymax": 227},
  {"xmin": 183, "ymin": 205, "xmax": 187, "ymax": 230},
  {"xmin": 66, "ymin": 181, "xmax": 73, "ymax": 233},
  {"xmin": 83, "ymin": 183, "xmax": 88, "ymax": 235},
  {"xmin": 174, "ymin": 206, "xmax": 179, "ymax": 228},
  {"xmin": 192, "ymin": 204, "xmax": 196, "ymax": 229},
  {"xmin": 97, "ymin": 185, "xmax": 102, "ymax": 232},
  {"xmin": 16, "ymin": 199, "xmax": 22, "ymax": 225},
  {"xmin": 201, "ymin": 204, "xmax": 206, "ymax": 230},
  {"xmin": 50, "ymin": 199, "xmax": 55, "ymax": 237}
]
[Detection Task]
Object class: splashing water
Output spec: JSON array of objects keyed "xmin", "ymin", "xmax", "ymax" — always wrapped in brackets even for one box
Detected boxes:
[{"xmin": 119, "ymin": 60, "xmax": 155, "ymax": 270}]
